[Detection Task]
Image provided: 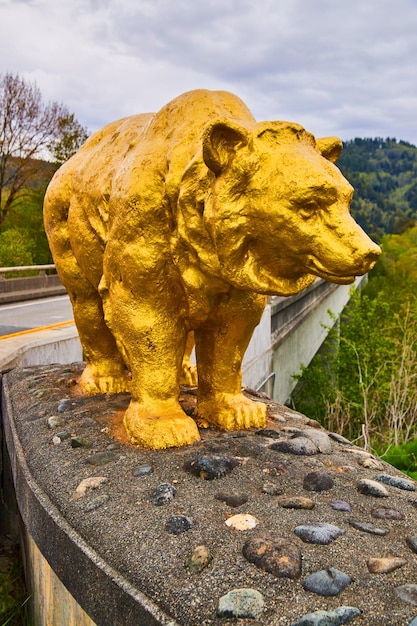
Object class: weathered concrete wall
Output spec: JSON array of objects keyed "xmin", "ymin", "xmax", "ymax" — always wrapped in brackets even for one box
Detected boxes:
[{"xmin": 23, "ymin": 532, "xmax": 96, "ymax": 626}]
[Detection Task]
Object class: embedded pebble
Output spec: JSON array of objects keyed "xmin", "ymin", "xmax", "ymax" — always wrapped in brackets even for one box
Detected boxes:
[
  {"xmin": 184, "ymin": 455, "xmax": 238, "ymax": 480},
  {"xmin": 270, "ymin": 437, "xmax": 318, "ymax": 456},
  {"xmin": 165, "ymin": 514, "xmax": 192, "ymax": 534},
  {"xmin": 86, "ymin": 451, "xmax": 120, "ymax": 466},
  {"xmin": 281, "ymin": 426, "xmax": 303, "ymax": 435},
  {"xmin": 406, "ymin": 536, "xmax": 417, "ymax": 553},
  {"xmin": 290, "ymin": 606, "xmax": 361, "ymax": 626},
  {"xmin": 329, "ymin": 432, "xmax": 352, "ymax": 445},
  {"xmin": 242, "ymin": 536, "xmax": 302, "ymax": 580},
  {"xmin": 358, "ymin": 457, "xmax": 384, "ymax": 470},
  {"xmin": 132, "ymin": 464, "xmax": 153, "ymax": 477},
  {"xmin": 221, "ymin": 431, "xmax": 248, "ymax": 440},
  {"xmin": 151, "ymin": 483, "xmax": 176, "ymax": 506},
  {"xmin": 396, "ymin": 585, "xmax": 417, "ymax": 606},
  {"xmin": 72, "ymin": 476, "xmax": 109, "ymax": 500},
  {"xmin": 345, "ymin": 447, "xmax": 374, "ymax": 458},
  {"xmin": 330, "ymin": 500, "xmax": 352, "ymax": 512},
  {"xmin": 186, "ymin": 545, "xmax": 212, "ymax": 573},
  {"xmin": 269, "ymin": 413, "xmax": 286, "ymax": 423},
  {"xmin": 375, "ymin": 473, "xmax": 416, "ymax": 491},
  {"xmin": 57, "ymin": 398, "xmax": 73, "ymax": 413},
  {"xmin": 84, "ymin": 494, "xmax": 110, "ymax": 512},
  {"xmin": 306, "ymin": 418, "xmax": 322, "ymax": 429},
  {"xmin": 283, "ymin": 409, "xmax": 307, "ymax": 421},
  {"xmin": 71, "ymin": 436, "xmax": 90, "ymax": 448},
  {"xmin": 216, "ymin": 588, "xmax": 264, "ymax": 620},
  {"xmin": 357, "ymin": 479, "xmax": 389, "ymax": 497},
  {"xmin": 371, "ymin": 506, "xmax": 405, "ymax": 520},
  {"xmin": 225, "ymin": 513, "xmax": 258, "ymax": 530},
  {"xmin": 303, "ymin": 471, "xmax": 334, "ymax": 492},
  {"xmin": 294, "ymin": 522, "xmax": 345, "ymax": 545},
  {"xmin": 277, "ymin": 496, "xmax": 315, "ymax": 510},
  {"xmin": 215, "ymin": 492, "xmax": 248, "ymax": 507},
  {"xmin": 367, "ymin": 557, "xmax": 407, "ymax": 573},
  {"xmin": 262, "ymin": 482, "xmax": 284, "ymax": 496},
  {"xmin": 302, "ymin": 568, "xmax": 352, "ymax": 596},
  {"xmin": 256, "ymin": 428, "xmax": 281, "ymax": 439},
  {"xmin": 348, "ymin": 520, "xmax": 389, "ymax": 536},
  {"xmin": 47, "ymin": 415, "xmax": 64, "ymax": 429},
  {"xmin": 56, "ymin": 430, "xmax": 71, "ymax": 440},
  {"xmin": 300, "ymin": 428, "xmax": 333, "ymax": 454},
  {"xmin": 50, "ymin": 435, "xmax": 62, "ymax": 445}
]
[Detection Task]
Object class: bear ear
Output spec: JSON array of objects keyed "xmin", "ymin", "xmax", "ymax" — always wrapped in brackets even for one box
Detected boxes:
[
  {"xmin": 316, "ymin": 136, "xmax": 343, "ymax": 163},
  {"xmin": 203, "ymin": 118, "xmax": 249, "ymax": 175}
]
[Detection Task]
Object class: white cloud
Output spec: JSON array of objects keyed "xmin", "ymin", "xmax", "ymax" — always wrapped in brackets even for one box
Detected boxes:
[{"xmin": 1, "ymin": 0, "xmax": 417, "ymax": 143}]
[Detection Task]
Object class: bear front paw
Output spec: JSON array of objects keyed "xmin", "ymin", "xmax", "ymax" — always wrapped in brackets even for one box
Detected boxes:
[
  {"xmin": 197, "ymin": 393, "xmax": 267, "ymax": 431},
  {"xmin": 124, "ymin": 401, "xmax": 201, "ymax": 449}
]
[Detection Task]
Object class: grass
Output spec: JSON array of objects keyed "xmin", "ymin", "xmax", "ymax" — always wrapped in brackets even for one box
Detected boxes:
[{"xmin": 0, "ymin": 537, "xmax": 31, "ymax": 626}]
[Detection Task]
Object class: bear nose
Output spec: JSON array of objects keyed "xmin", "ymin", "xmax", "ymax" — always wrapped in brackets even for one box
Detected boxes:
[
  {"xmin": 367, "ymin": 248, "xmax": 381, "ymax": 263},
  {"xmin": 363, "ymin": 245, "xmax": 381, "ymax": 270}
]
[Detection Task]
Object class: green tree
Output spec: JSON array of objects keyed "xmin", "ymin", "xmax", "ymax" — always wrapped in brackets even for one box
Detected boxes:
[
  {"xmin": 0, "ymin": 228, "xmax": 34, "ymax": 268},
  {"xmin": 2, "ymin": 186, "xmax": 52, "ymax": 264},
  {"xmin": 48, "ymin": 112, "xmax": 88, "ymax": 164}
]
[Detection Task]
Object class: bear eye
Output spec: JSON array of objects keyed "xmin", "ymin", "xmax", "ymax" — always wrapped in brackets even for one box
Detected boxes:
[{"xmin": 300, "ymin": 201, "xmax": 317, "ymax": 220}]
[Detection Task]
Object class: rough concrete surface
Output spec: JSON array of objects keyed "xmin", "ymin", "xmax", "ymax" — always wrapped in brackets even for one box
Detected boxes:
[{"xmin": 3, "ymin": 363, "xmax": 417, "ymax": 626}]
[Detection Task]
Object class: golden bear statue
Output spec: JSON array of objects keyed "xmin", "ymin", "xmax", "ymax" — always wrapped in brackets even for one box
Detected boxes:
[{"xmin": 44, "ymin": 89, "xmax": 381, "ymax": 449}]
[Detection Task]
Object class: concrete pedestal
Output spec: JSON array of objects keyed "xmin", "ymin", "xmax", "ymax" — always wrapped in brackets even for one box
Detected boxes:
[{"xmin": 2, "ymin": 364, "xmax": 417, "ymax": 626}]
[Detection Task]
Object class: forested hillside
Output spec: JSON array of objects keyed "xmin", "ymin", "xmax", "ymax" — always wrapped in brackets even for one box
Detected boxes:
[{"xmin": 338, "ymin": 138, "xmax": 417, "ymax": 239}]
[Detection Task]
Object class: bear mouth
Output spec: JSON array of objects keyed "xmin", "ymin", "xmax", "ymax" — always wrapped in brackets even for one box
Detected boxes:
[{"xmin": 306, "ymin": 258, "xmax": 357, "ymax": 284}]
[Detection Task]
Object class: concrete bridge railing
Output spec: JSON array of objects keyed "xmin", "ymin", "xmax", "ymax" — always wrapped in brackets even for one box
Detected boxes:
[{"xmin": 0, "ymin": 264, "xmax": 67, "ymax": 304}]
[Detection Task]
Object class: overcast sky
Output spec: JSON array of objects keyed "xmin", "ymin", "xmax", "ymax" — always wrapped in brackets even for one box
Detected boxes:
[{"xmin": 1, "ymin": 0, "xmax": 417, "ymax": 145}]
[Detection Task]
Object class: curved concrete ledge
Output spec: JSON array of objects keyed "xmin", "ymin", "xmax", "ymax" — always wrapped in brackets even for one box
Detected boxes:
[
  {"xmin": 2, "ymin": 373, "xmax": 179, "ymax": 626},
  {"xmin": 3, "ymin": 364, "xmax": 417, "ymax": 626}
]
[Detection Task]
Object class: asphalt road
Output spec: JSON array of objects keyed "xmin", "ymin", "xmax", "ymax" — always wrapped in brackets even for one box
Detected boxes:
[{"xmin": 0, "ymin": 295, "xmax": 74, "ymax": 337}]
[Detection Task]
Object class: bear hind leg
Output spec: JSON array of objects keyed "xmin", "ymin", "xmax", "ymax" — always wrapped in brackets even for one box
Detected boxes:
[{"xmin": 63, "ymin": 266, "xmax": 130, "ymax": 394}]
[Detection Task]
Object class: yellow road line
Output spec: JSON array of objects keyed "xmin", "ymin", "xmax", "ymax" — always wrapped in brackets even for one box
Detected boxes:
[{"xmin": 0, "ymin": 320, "xmax": 75, "ymax": 340}]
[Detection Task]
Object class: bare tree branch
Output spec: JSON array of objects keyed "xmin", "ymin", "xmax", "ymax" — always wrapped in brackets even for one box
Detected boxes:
[{"xmin": 0, "ymin": 72, "xmax": 88, "ymax": 226}]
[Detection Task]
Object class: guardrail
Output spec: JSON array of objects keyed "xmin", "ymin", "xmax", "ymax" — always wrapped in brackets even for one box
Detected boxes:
[
  {"xmin": 0, "ymin": 264, "xmax": 57, "ymax": 278},
  {"xmin": 0, "ymin": 264, "xmax": 67, "ymax": 304}
]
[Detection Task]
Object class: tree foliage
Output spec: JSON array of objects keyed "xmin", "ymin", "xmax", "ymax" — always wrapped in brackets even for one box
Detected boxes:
[
  {"xmin": 0, "ymin": 228, "xmax": 34, "ymax": 267},
  {"xmin": 48, "ymin": 112, "xmax": 89, "ymax": 164},
  {"xmin": 0, "ymin": 72, "xmax": 88, "ymax": 227},
  {"xmin": 337, "ymin": 137, "xmax": 417, "ymax": 240},
  {"xmin": 1, "ymin": 186, "xmax": 52, "ymax": 265}
]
